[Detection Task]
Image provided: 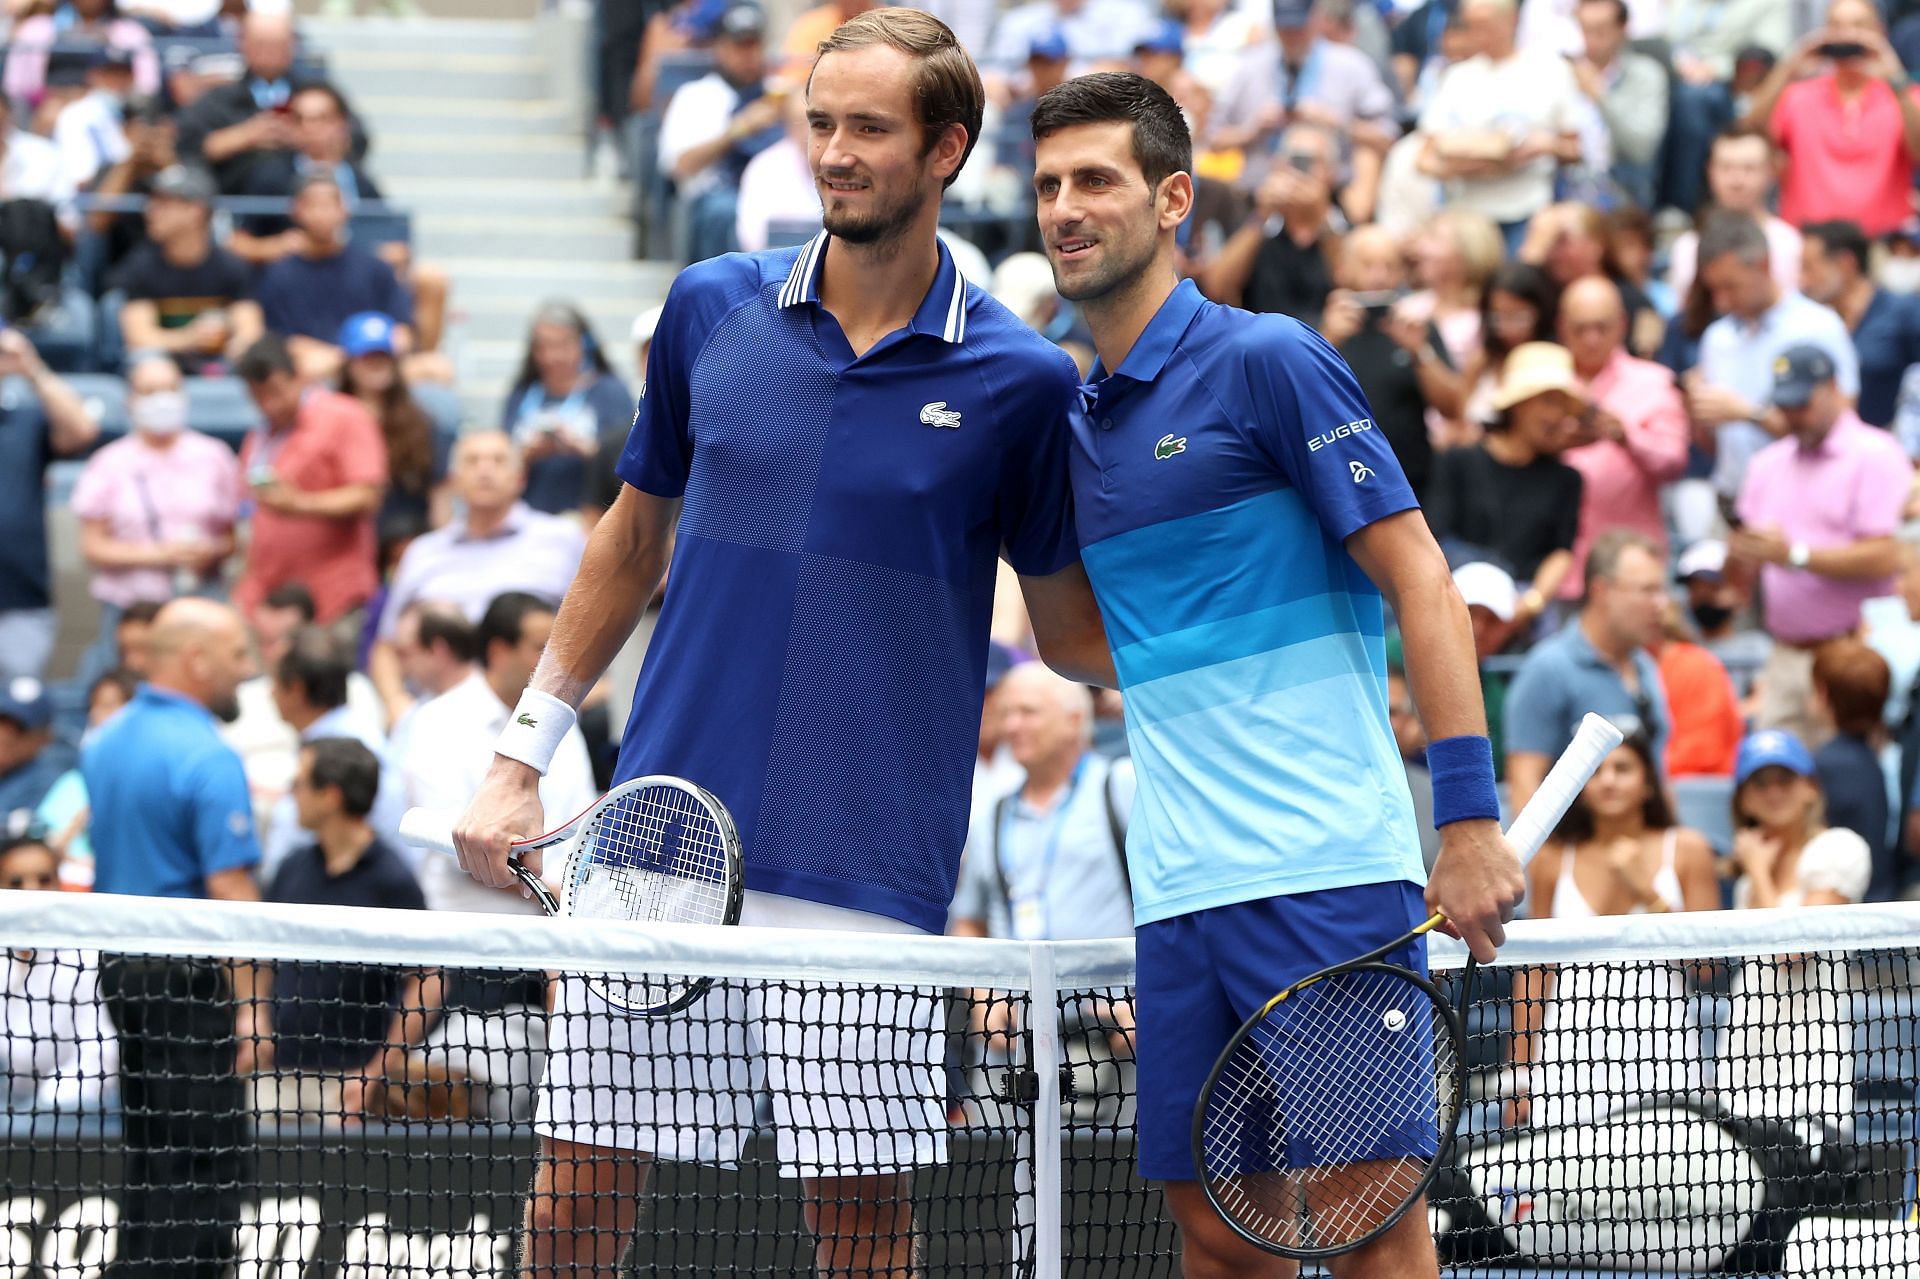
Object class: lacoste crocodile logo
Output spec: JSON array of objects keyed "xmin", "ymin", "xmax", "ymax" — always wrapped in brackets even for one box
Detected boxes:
[
  {"xmin": 919, "ymin": 401, "xmax": 962, "ymax": 428},
  {"xmin": 1155, "ymin": 434, "xmax": 1187, "ymax": 460}
]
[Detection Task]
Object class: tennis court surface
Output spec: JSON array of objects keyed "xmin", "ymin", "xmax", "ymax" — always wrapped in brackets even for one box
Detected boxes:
[{"xmin": 3, "ymin": 893, "xmax": 1917, "ymax": 1276}]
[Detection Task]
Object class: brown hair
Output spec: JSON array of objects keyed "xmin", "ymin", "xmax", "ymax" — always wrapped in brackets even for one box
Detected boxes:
[
  {"xmin": 814, "ymin": 9, "xmax": 984, "ymax": 190},
  {"xmin": 1813, "ymin": 638, "xmax": 1891, "ymax": 740},
  {"xmin": 1554, "ymin": 734, "xmax": 1675, "ymax": 842}
]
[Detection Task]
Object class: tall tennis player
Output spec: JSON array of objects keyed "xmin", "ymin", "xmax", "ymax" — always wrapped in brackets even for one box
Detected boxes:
[
  {"xmin": 452, "ymin": 12, "xmax": 1110, "ymax": 1277},
  {"xmin": 1030, "ymin": 74, "xmax": 1525, "ymax": 1278}
]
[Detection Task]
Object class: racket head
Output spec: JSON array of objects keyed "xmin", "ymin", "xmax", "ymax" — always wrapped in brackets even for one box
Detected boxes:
[
  {"xmin": 1192, "ymin": 958, "xmax": 1470, "ymax": 1261},
  {"xmin": 556, "ymin": 775, "xmax": 744, "ymax": 1016}
]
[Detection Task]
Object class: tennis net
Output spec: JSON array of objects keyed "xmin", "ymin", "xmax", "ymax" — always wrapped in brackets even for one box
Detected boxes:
[{"xmin": 2, "ymin": 892, "xmax": 1918, "ymax": 1277}]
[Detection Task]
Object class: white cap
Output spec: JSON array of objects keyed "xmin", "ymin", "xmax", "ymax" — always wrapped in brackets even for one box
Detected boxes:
[
  {"xmin": 631, "ymin": 304, "xmax": 666, "ymax": 348},
  {"xmin": 1676, "ymin": 539, "xmax": 1728, "ymax": 580},
  {"xmin": 1452, "ymin": 561, "xmax": 1518, "ymax": 622},
  {"xmin": 989, "ymin": 252, "xmax": 1060, "ymax": 329}
]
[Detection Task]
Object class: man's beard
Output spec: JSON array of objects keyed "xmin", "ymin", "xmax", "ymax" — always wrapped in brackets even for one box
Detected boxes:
[
  {"xmin": 210, "ymin": 690, "xmax": 241, "ymax": 724},
  {"xmin": 821, "ymin": 175, "xmax": 927, "ymax": 248},
  {"xmin": 1051, "ymin": 228, "xmax": 1156, "ymax": 305}
]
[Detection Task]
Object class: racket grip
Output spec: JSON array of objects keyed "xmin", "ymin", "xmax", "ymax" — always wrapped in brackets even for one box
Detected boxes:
[
  {"xmin": 1503, "ymin": 713, "xmax": 1625, "ymax": 864},
  {"xmin": 398, "ymin": 808, "xmax": 458, "ymax": 855}
]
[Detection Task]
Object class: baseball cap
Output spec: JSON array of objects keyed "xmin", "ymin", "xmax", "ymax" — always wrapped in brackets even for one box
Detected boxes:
[
  {"xmin": 1734, "ymin": 729, "xmax": 1815, "ymax": 786},
  {"xmin": 715, "ymin": 1, "xmax": 766, "ymax": 40},
  {"xmin": 1134, "ymin": 18, "xmax": 1185, "ymax": 55},
  {"xmin": 1768, "ymin": 343, "xmax": 1839, "ymax": 409},
  {"xmin": 1028, "ymin": 27, "xmax": 1069, "ymax": 61},
  {"xmin": 674, "ymin": 0, "xmax": 729, "ymax": 37},
  {"xmin": 1888, "ymin": 217, "xmax": 1920, "ymax": 249},
  {"xmin": 150, "ymin": 164, "xmax": 216, "ymax": 206},
  {"xmin": 1273, "ymin": 0, "xmax": 1314, "ymax": 30},
  {"xmin": 0, "ymin": 677, "xmax": 50, "ymax": 732},
  {"xmin": 1675, "ymin": 539, "xmax": 1729, "ymax": 582},
  {"xmin": 1452, "ymin": 561, "xmax": 1518, "ymax": 623},
  {"xmin": 339, "ymin": 311, "xmax": 399, "ymax": 359}
]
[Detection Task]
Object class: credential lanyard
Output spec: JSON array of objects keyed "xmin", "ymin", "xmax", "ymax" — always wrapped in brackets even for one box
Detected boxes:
[{"xmin": 998, "ymin": 755, "xmax": 1088, "ymax": 941}]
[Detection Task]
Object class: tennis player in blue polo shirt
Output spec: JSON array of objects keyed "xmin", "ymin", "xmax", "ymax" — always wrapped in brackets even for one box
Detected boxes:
[
  {"xmin": 1030, "ymin": 74, "xmax": 1525, "ymax": 1277},
  {"xmin": 453, "ymin": 11, "xmax": 1109, "ymax": 1278}
]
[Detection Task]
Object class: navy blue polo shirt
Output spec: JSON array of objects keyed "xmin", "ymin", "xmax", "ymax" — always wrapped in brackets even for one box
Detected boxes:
[
  {"xmin": 1851, "ymin": 288, "xmax": 1920, "ymax": 428},
  {"xmin": 1068, "ymin": 280, "xmax": 1426, "ymax": 923},
  {"xmin": 83, "ymin": 685, "xmax": 260, "ymax": 898},
  {"xmin": 614, "ymin": 233, "xmax": 1081, "ymax": 931},
  {"xmin": 0, "ymin": 379, "xmax": 51, "ymax": 611}
]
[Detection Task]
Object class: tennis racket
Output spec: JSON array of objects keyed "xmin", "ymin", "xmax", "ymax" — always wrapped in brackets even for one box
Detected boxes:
[
  {"xmin": 400, "ymin": 774, "xmax": 745, "ymax": 1016},
  {"xmin": 1191, "ymin": 713, "xmax": 1624, "ymax": 1261}
]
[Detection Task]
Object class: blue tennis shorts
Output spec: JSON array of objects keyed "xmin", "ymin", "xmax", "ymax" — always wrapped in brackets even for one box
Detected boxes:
[{"xmin": 1134, "ymin": 880, "xmax": 1434, "ymax": 1182}]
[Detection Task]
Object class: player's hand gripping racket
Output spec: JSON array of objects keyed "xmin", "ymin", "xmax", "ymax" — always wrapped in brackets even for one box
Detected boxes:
[
  {"xmin": 400, "ymin": 775, "xmax": 744, "ymax": 1016},
  {"xmin": 1191, "ymin": 713, "xmax": 1623, "ymax": 1261}
]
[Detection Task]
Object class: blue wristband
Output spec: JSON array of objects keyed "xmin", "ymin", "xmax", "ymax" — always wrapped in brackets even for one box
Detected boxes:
[{"xmin": 1425, "ymin": 734, "xmax": 1500, "ymax": 829}]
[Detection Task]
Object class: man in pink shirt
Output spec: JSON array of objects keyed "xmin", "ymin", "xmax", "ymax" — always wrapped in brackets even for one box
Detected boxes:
[
  {"xmin": 1734, "ymin": 343, "xmax": 1912, "ymax": 745},
  {"xmin": 1750, "ymin": 0, "xmax": 1920, "ymax": 237},
  {"xmin": 1555, "ymin": 275, "xmax": 1689, "ymax": 599},
  {"xmin": 232, "ymin": 335, "xmax": 388, "ymax": 630}
]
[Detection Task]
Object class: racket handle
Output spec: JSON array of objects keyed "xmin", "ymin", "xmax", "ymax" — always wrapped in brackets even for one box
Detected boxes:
[
  {"xmin": 399, "ymin": 808, "xmax": 458, "ymax": 855},
  {"xmin": 1503, "ymin": 713, "xmax": 1625, "ymax": 864}
]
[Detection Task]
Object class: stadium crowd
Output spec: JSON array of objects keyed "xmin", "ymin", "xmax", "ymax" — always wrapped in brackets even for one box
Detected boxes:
[{"xmin": 0, "ymin": 0, "xmax": 1918, "ymax": 1182}]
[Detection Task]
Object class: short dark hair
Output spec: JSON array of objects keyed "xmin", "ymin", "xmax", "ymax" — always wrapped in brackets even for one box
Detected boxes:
[
  {"xmin": 290, "ymin": 80, "xmax": 349, "ymax": 119},
  {"xmin": 1584, "ymin": 528, "xmax": 1662, "ymax": 593},
  {"xmin": 117, "ymin": 599, "xmax": 164, "ymax": 629},
  {"xmin": 1813, "ymin": 639, "xmax": 1891, "ymax": 739},
  {"xmin": 1575, "ymin": 0, "xmax": 1630, "ymax": 26},
  {"xmin": 814, "ymin": 8, "xmax": 984, "ymax": 190},
  {"xmin": 275, "ymin": 625, "xmax": 351, "ymax": 711},
  {"xmin": 1804, "ymin": 219, "xmax": 1872, "ymax": 275},
  {"xmin": 477, "ymin": 592, "xmax": 554, "ymax": 667},
  {"xmin": 1696, "ymin": 209, "xmax": 1769, "ymax": 270},
  {"xmin": 262, "ymin": 582, "xmax": 317, "ymax": 622},
  {"xmin": 1030, "ymin": 71, "xmax": 1192, "ymax": 188},
  {"xmin": 303, "ymin": 737, "xmax": 380, "ymax": 819},
  {"xmin": 88, "ymin": 668, "xmax": 139, "ymax": 708},
  {"xmin": 408, "ymin": 601, "xmax": 480, "ymax": 665},
  {"xmin": 237, "ymin": 334, "xmax": 296, "ymax": 384}
]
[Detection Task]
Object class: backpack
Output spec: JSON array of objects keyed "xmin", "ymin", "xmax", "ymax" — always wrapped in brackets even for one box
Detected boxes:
[{"xmin": 0, "ymin": 199, "xmax": 66, "ymax": 324}]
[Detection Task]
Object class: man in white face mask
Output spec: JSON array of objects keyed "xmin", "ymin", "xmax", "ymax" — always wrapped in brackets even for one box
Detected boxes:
[{"xmin": 70, "ymin": 355, "xmax": 243, "ymax": 678}]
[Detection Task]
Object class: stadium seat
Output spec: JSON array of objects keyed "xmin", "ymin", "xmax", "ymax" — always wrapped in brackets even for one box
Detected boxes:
[
  {"xmin": 26, "ymin": 287, "xmax": 100, "ymax": 374},
  {"xmin": 629, "ymin": 49, "xmax": 716, "ymax": 258},
  {"xmin": 1671, "ymin": 775, "xmax": 1735, "ymax": 856},
  {"xmin": 186, "ymin": 375, "xmax": 263, "ymax": 449},
  {"xmin": 64, "ymin": 373, "xmax": 130, "ymax": 443},
  {"xmin": 411, "ymin": 381, "xmax": 463, "ymax": 441}
]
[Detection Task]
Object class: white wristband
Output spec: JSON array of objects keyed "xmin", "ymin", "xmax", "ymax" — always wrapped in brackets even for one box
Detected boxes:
[{"xmin": 494, "ymin": 688, "xmax": 577, "ymax": 776}]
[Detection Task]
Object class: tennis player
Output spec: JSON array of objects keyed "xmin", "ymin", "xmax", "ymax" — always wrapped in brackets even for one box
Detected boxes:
[
  {"xmin": 1030, "ymin": 74, "xmax": 1524, "ymax": 1278},
  {"xmin": 454, "ymin": 11, "xmax": 1110, "ymax": 1277}
]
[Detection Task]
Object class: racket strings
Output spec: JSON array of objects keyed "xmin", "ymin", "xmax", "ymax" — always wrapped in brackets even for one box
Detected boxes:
[{"xmin": 1201, "ymin": 967, "xmax": 1459, "ymax": 1253}]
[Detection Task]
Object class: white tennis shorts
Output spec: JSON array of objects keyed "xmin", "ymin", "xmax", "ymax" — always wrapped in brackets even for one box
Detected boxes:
[{"xmin": 535, "ymin": 891, "xmax": 948, "ymax": 1179}]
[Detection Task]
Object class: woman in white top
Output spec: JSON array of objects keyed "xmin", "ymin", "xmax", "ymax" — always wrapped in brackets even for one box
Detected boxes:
[
  {"xmin": 1, "ymin": 839, "xmax": 116, "ymax": 1113},
  {"xmin": 1718, "ymin": 730, "xmax": 1872, "ymax": 1141},
  {"xmin": 1507, "ymin": 734, "xmax": 1719, "ymax": 1127}
]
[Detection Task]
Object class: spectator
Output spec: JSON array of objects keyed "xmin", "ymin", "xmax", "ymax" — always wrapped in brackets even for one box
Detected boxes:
[
  {"xmin": 0, "ymin": 328, "xmax": 99, "ymax": 681},
  {"xmin": 984, "ymin": 0, "xmax": 1153, "ymax": 77},
  {"xmin": 0, "ymin": 677, "xmax": 72, "ymax": 824},
  {"xmin": 782, "ymin": 0, "xmax": 879, "ymax": 74},
  {"xmin": 0, "ymin": 835, "xmax": 117, "ymax": 1112},
  {"xmin": 111, "ymin": 599, "xmax": 162, "ymax": 678},
  {"xmin": 1416, "ymin": 0, "xmax": 1581, "ymax": 251},
  {"xmin": 658, "ymin": 1, "xmax": 785, "ymax": 264},
  {"xmin": 734, "ymin": 92, "xmax": 818, "ymax": 252},
  {"xmin": 233, "ymin": 335, "xmax": 389, "ymax": 629},
  {"xmin": 1554, "ymin": 275, "xmax": 1689, "ymax": 597},
  {"xmin": 1425, "ymin": 341, "xmax": 1585, "ymax": 625},
  {"xmin": 1720, "ymin": 729, "xmax": 1870, "ymax": 1138},
  {"xmin": 385, "ymin": 600, "xmax": 476, "ymax": 760},
  {"xmin": 108, "ymin": 164, "xmax": 262, "ymax": 374},
  {"xmin": 1505, "ymin": 529, "xmax": 1671, "ymax": 813},
  {"xmin": 0, "ymin": 93, "xmax": 75, "ymax": 214},
  {"xmin": 1519, "ymin": 202, "xmax": 1663, "ymax": 356},
  {"xmin": 83, "ymin": 93, "xmax": 178, "ymax": 275},
  {"xmin": 1653, "ymin": 606, "xmax": 1744, "ymax": 778},
  {"xmin": 628, "ymin": 0, "xmax": 719, "ymax": 116},
  {"xmin": 1801, "ymin": 219, "xmax": 1920, "ymax": 429},
  {"xmin": 253, "ymin": 737, "xmax": 436, "ymax": 1123},
  {"xmin": 1461, "ymin": 260, "xmax": 1557, "ymax": 427},
  {"xmin": 1167, "ymin": 0, "xmax": 1262, "ymax": 100},
  {"xmin": 259, "ymin": 625, "xmax": 404, "ymax": 878},
  {"xmin": 253, "ymin": 174, "xmax": 437, "ymax": 384},
  {"xmin": 1732, "ymin": 343, "xmax": 1911, "ymax": 744},
  {"xmin": 1686, "ymin": 211, "xmax": 1858, "ymax": 500},
  {"xmin": 1667, "ymin": 126, "xmax": 1804, "ymax": 303},
  {"xmin": 177, "ymin": 10, "xmax": 309, "ymax": 192},
  {"xmin": 1605, "ymin": 205, "xmax": 1676, "ymax": 322},
  {"xmin": 1402, "ymin": 208, "xmax": 1505, "ymax": 378},
  {"xmin": 1808, "ymin": 638, "xmax": 1898, "ymax": 900},
  {"xmin": 1317, "ymin": 223, "xmax": 1465, "ymax": 497},
  {"xmin": 336, "ymin": 312, "xmax": 450, "ymax": 542},
  {"xmin": 396, "ymin": 591, "xmax": 595, "ymax": 916},
  {"xmin": 230, "ymin": 82, "xmax": 378, "ymax": 248},
  {"xmin": 585, "ymin": 304, "xmax": 664, "ymax": 531},
  {"xmin": 1386, "ymin": 657, "xmax": 1441, "ymax": 869},
  {"xmin": 1567, "ymin": 0, "xmax": 1668, "ymax": 207},
  {"xmin": 51, "ymin": 46, "xmax": 138, "ymax": 194},
  {"xmin": 1660, "ymin": 3, "xmax": 1791, "ymax": 217},
  {"xmin": 1750, "ymin": 0, "xmax": 1920, "ymax": 238},
  {"xmin": 85, "ymin": 599, "xmax": 258, "ymax": 1279},
  {"xmin": 1453, "ymin": 560, "xmax": 1522, "ymax": 776},
  {"xmin": 119, "ymin": 0, "xmax": 223, "ymax": 34},
  {"xmin": 1197, "ymin": 121, "xmax": 1340, "ymax": 318},
  {"xmin": 1208, "ymin": 0, "xmax": 1398, "ymax": 211},
  {"xmin": 369, "ymin": 432, "xmax": 586, "ymax": 724},
  {"xmin": 4, "ymin": 0, "xmax": 160, "ymax": 108},
  {"xmin": 1507, "ymin": 734, "xmax": 1717, "ymax": 1127},
  {"xmin": 71, "ymin": 356, "xmax": 239, "ymax": 670},
  {"xmin": 499, "ymin": 302, "xmax": 634, "ymax": 515},
  {"xmin": 33, "ymin": 668, "xmax": 139, "ymax": 886},
  {"xmin": 1676, "ymin": 538, "xmax": 1772, "ymax": 685}
]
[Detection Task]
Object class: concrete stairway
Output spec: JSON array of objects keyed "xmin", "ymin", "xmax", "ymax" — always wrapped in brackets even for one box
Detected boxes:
[{"xmin": 304, "ymin": 13, "xmax": 679, "ymax": 421}]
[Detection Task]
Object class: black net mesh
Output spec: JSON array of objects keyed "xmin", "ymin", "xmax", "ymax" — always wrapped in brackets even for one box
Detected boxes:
[{"xmin": 3, "ymin": 920, "xmax": 1919, "ymax": 1276}]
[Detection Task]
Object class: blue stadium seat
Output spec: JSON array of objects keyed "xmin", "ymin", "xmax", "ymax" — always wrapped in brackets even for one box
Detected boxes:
[
  {"xmin": 629, "ymin": 49, "xmax": 716, "ymax": 257},
  {"xmin": 186, "ymin": 375, "xmax": 262, "ymax": 449},
  {"xmin": 26, "ymin": 286, "xmax": 100, "ymax": 374},
  {"xmin": 411, "ymin": 381, "xmax": 463, "ymax": 440},
  {"xmin": 64, "ymin": 373, "xmax": 130, "ymax": 443},
  {"xmin": 1671, "ymin": 775, "xmax": 1736, "ymax": 856}
]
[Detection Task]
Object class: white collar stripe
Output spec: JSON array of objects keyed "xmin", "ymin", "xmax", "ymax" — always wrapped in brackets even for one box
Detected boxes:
[
  {"xmin": 943, "ymin": 271, "xmax": 966, "ymax": 343},
  {"xmin": 780, "ymin": 232, "xmax": 828, "ymax": 308}
]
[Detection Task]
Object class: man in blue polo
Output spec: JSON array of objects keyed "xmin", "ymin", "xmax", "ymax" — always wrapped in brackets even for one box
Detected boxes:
[
  {"xmin": 83, "ymin": 597, "xmax": 260, "ymax": 1279},
  {"xmin": 1031, "ymin": 73, "xmax": 1523, "ymax": 1278},
  {"xmin": 451, "ymin": 11, "xmax": 1110, "ymax": 1278}
]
